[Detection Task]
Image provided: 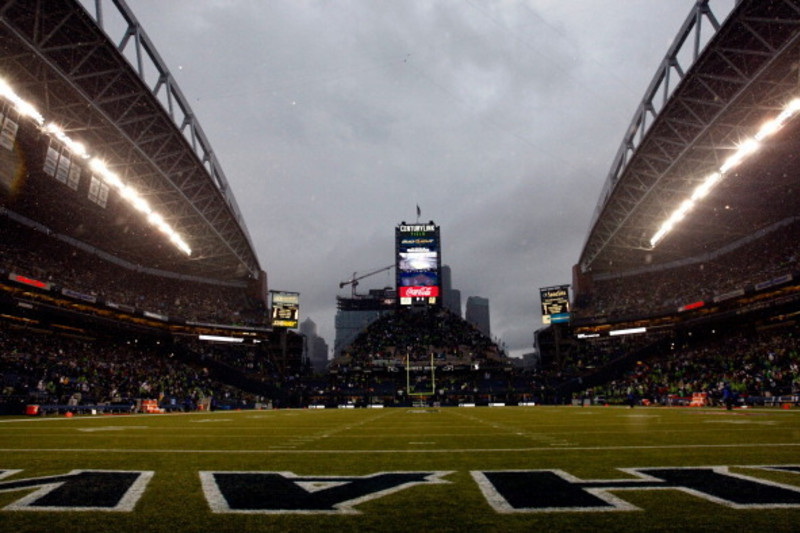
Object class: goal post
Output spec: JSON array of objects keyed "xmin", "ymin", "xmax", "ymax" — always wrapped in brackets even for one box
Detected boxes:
[{"xmin": 406, "ymin": 352, "xmax": 436, "ymax": 397}]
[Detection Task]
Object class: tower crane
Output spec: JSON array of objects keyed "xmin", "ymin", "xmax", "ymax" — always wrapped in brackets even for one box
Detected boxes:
[{"xmin": 339, "ymin": 265, "xmax": 394, "ymax": 298}]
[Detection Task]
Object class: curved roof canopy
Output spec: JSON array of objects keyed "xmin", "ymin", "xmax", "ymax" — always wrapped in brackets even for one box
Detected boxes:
[
  {"xmin": 580, "ymin": 0, "xmax": 800, "ymax": 275},
  {"xmin": 0, "ymin": 0, "xmax": 260, "ymax": 280}
]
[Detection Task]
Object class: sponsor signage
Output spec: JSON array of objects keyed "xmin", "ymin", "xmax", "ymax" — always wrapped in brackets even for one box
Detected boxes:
[
  {"xmin": 540, "ymin": 285, "xmax": 570, "ymax": 324},
  {"xmin": 678, "ymin": 300, "xmax": 705, "ymax": 313},
  {"xmin": 61, "ymin": 288, "xmax": 97, "ymax": 304},
  {"xmin": 396, "ymin": 222, "xmax": 441, "ymax": 307},
  {"xmin": 399, "ymin": 286, "xmax": 439, "ymax": 298},
  {"xmin": 9, "ymin": 273, "xmax": 50, "ymax": 291},
  {"xmin": 713, "ymin": 288, "xmax": 745, "ymax": 303},
  {"xmin": 106, "ymin": 301, "xmax": 136, "ymax": 314},
  {"xmin": 142, "ymin": 311, "xmax": 168, "ymax": 321},
  {"xmin": 755, "ymin": 274, "xmax": 793, "ymax": 291}
]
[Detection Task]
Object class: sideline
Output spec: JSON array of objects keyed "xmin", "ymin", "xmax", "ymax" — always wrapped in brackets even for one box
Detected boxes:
[
  {"xmin": 0, "ymin": 442, "xmax": 799, "ymax": 454},
  {"xmin": 0, "ymin": 410, "xmax": 265, "ymax": 423}
]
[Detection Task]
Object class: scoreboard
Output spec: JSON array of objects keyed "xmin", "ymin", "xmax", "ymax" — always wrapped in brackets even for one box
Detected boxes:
[
  {"xmin": 395, "ymin": 223, "xmax": 441, "ymax": 307},
  {"xmin": 270, "ymin": 291, "xmax": 299, "ymax": 328},
  {"xmin": 540, "ymin": 285, "xmax": 570, "ymax": 324}
]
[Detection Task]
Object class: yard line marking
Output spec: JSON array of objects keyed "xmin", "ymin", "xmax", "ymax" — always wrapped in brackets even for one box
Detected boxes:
[
  {"xmin": 703, "ymin": 420, "xmax": 778, "ymax": 425},
  {"xmin": 0, "ymin": 442, "xmax": 798, "ymax": 454},
  {"xmin": 76, "ymin": 426, "xmax": 148, "ymax": 433}
]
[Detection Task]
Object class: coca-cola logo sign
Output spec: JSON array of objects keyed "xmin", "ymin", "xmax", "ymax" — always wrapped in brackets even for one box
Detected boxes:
[{"xmin": 400, "ymin": 286, "xmax": 440, "ymax": 298}]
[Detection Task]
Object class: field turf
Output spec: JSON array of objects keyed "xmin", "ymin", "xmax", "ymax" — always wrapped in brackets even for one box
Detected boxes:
[{"xmin": 1, "ymin": 405, "xmax": 799, "ymax": 532}]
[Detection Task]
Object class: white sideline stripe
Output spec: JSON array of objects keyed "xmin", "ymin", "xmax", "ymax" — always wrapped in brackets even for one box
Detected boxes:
[{"xmin": 0, "ymin": 442, "xmax": 798, "ymax": 454}]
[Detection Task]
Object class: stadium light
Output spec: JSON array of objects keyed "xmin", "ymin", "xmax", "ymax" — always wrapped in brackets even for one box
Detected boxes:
[
  {"xmin": 45, "ymin": 123, "xmax": 89, "ymax": 159},
  {"xmin": 649, "ymin": 97, "xmax": 800, "ymax": 248},
  {"xmin": 0, "ymin": 76, "xmax": 192, "ymax": 256},
  {"xmin": 132, "ymin": 196, "xmax": 152, "ymax": 214},
  {"xmin": 148, "ymin": 212, "xmax": 164, "ymax": 226},
  {"xmin": 198, "ymin": 334, "xmax": 244, "ymax": 343},
  {"xmin": 719, "ymin": 138, "xmax": 759, "ymax": 174},
  {"xmin": 0, "ymin": 78, "xmax": 44, "ymax": 125},
  {"xmin": 609, "ymin": 327, "xmax": 647, "ymax": 336},
  {"xmin": 690, "ymin": 171, "xmax": 721, "ymax": 202}
]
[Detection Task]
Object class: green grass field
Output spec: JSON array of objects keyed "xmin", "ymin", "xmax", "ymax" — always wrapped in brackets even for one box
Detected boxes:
[{"xmin": 1, "ymin": 405, "xmax": 799, "ymax": 532}]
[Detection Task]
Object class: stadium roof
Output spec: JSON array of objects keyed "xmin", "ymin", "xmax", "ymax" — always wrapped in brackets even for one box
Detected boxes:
[
  {"xmin": 0, "ymin": 0, "xmax": 261, "ymax": 281},
  {"xmin": 579, "ymin": 0, "xmax": 800, "ymax": 275}
]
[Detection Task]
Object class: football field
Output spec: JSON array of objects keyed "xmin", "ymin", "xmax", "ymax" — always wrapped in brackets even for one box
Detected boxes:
[{"xmin": 1, "ymin": 405, "xmax": 799, "ymax": 532}]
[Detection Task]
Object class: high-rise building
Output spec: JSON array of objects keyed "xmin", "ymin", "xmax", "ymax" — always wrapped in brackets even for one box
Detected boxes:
[
  {"xmin": 300, "ymin": 317, "xmax": 329, "ymax": 373},
  {"xmin": 333, "ymin": 288, "xmax": 396, "ymax": 356},
  {"xmin": 465, "ymin": 296, "xmax": 490, "ymax": 338},
  {"xmin": 441, "ymin": 265, "xmax": 462, "ymax": 317}
]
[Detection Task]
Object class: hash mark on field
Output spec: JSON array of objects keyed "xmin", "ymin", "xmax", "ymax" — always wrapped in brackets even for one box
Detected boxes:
[{"xmin": 446, "ymin": 410, "xmax": 577, "ymax": 447}]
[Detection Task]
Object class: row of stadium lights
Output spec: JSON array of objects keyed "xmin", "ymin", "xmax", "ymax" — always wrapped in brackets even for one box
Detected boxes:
[
  {"xmin": 0, "ymin": 78, "xmax": 192, "ymax": 256},
  {"xmin": 649, "ymin": 97, "xmax": 800, "ymax": 248}
]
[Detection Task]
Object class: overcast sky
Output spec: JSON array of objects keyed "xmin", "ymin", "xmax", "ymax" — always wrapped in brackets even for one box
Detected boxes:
[{"xmin": 124, "ymin": 0, "xmax": 734, "ymax": 358}]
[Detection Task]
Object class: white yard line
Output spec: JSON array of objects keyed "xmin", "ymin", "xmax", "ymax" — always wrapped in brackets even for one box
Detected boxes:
[{"xmin": 0, "ymin": 442, "xmax": 798, "ymax": 454}]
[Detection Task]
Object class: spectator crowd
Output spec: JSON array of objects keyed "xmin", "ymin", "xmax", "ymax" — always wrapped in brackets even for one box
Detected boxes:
[
  {"xmin": 0, "ymin": 218, "xmax": 265, "ymax": 326},
  {"xmin": 1, "ymin": 211, "xmax": 799, "ymax": 413},
  {"xmin": 577, "ymin": 325, "xmax": 800, "ymax": 406},
  {"xmin": 0, "ymin": 324, "xmax": 258, "ymax": 412},
  {"xmin": 574, "ymin": 218, "xmax": 800, "ymax": 321}
]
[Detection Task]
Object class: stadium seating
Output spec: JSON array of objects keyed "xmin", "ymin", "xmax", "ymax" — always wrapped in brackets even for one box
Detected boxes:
[
  {"xmin": 0, "ymin": 217, "xmax": 265, "ymax": 326},
  {"xmin": 578, "ymin": 324, "xmax": 800, "ymax": 407},
  {"xmin": 573, "ymin": 218, "xmax": 800, "ymax": 322}
]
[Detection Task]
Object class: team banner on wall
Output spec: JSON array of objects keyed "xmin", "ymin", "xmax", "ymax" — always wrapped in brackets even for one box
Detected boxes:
[
  {"xmin": 395, "ymin": 223, "xmax": 441, "ymax": 307},
  {"xmin": 540, "ymin": 285, "xmax": 570, "ymax": 324},
  {"xmin": 271, "ymin": 291, "xmax": 300, "ymax": 328}
]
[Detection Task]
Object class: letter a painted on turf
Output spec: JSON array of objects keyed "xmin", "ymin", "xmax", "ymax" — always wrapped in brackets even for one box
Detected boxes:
[
  {"xmin": 200, "ymin": 471, "xmax": 452, "ymax": 514},
  {"xmin": 472, "ymin": 466, "xmax": 800, "ymax": 513},
  {"xmin": 0, "ymin": 469, "xmax": 154, "ymax": 512}
]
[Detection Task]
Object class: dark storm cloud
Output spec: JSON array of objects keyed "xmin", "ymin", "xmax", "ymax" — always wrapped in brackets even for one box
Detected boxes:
[{"xmin": 126, "ymin": 0, "xmax": 733, "ymax": 357}]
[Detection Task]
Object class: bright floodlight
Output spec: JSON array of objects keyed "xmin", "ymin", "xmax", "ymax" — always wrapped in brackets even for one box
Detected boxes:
[
  {"xmin": 0, "ymin": 77, "xmax": 192, "ymax": 256},
  {"xmin": 609, "ymin": 327, "xmax": 647, "ymax": 336},
  {"xmin": 719, "ymin": 139, "xmax": 759, "ymax": 174},
  {"xmin": 649, "ymin": 97, "xmax": 800, "ymax": 248},
  {"xmin": 690, "ymin": 171, "xmax": 721, "ymax": 201},
  {"xmin": 45, "ymin": 122, "xmax": 89, "ymax": 159}
]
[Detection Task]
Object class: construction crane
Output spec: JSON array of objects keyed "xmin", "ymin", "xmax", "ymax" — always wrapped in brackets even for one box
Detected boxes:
[{"xmin": 339, "ymin": 265, "xmax": 394, "ymax": 298}]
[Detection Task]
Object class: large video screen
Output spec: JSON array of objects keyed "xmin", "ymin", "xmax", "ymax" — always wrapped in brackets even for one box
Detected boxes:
[
  {"xmin": 395, "ymin": 223, "xmax": 441, "ymax": 306},
  {"xmin": 540, "ymin": 285, "xmax": 570, "ymax": 324},
  {"xmin": 271, "ymin": 291, "xmax": 300, "ymax": 328}
]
